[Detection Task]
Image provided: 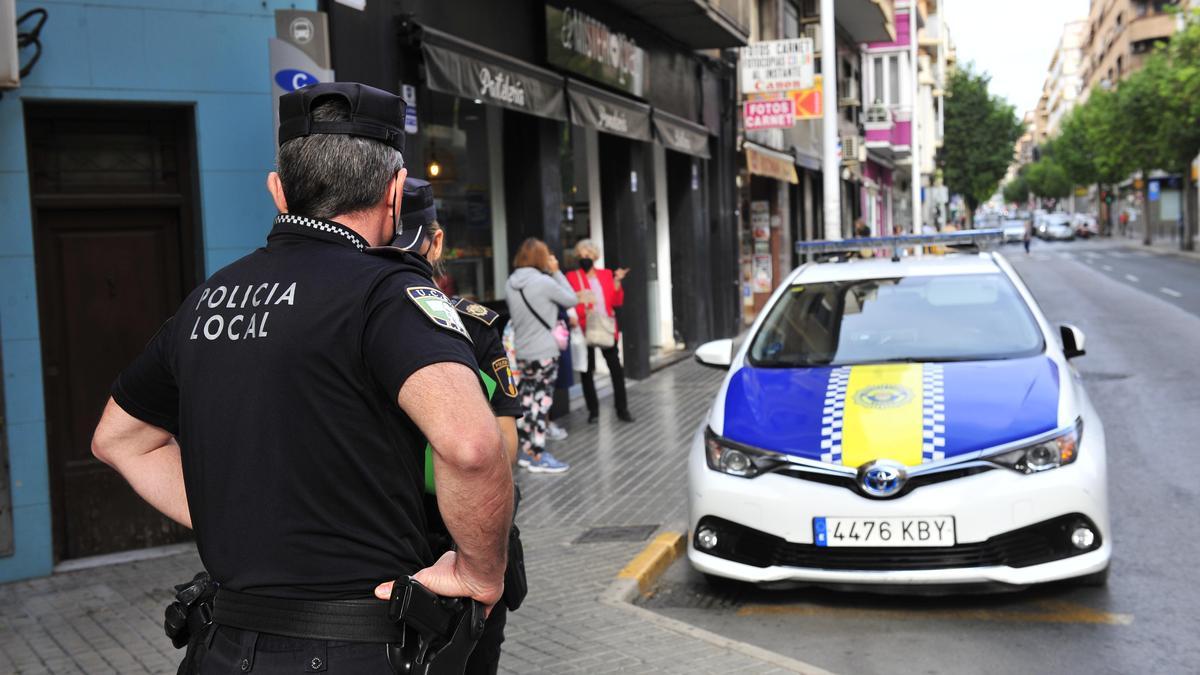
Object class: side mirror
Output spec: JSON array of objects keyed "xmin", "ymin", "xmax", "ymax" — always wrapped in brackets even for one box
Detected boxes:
[
  {"xmin": 694, "ymin": 339, "xmax": 734, "ymax": 370},
  {"xmin": 1060, "ymin": 324, "xmax": 1086, "ymax": 359}
]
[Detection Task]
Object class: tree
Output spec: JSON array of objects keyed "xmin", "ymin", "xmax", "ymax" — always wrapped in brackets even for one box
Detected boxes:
[
  {"xmin": 940, "ymin": 66, "xmax": 1024, "ymax": 226},
  {"xmin": 1002, "ymin": 172, "xmax": 1029, "ymax": 205},
  {"xmin": 1026, "ymin": 159, "xmax": 1072, "ymax": 203},
  {"xmin": 1113, "ymin": 53, "xmax": 1172, "ymax": 244}
]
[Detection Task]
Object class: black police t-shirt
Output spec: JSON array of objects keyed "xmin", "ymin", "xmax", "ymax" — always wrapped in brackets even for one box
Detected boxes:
[
  {"xmin": 111, "ymin": 215, "xmax": 478, "ymax": 601},
  {"xmin": 457, "ymin": 311, "xmax": 522, "ymax": 419}
]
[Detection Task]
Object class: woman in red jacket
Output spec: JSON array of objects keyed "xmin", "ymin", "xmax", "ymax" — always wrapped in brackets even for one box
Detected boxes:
[{"xmin": 567, "ymin": 239, "xmax": 634, "ymax": 424}]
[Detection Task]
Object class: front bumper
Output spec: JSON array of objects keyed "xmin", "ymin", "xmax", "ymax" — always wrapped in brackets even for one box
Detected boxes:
[{"xmin": 687, "ymin": 429, "xmax": 1110, "ymax": 587}]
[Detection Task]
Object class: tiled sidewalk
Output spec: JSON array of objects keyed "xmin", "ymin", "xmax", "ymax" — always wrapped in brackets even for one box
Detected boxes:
[{"xmin": 0, "ymin": 360, "xmax": 801, "ymax": 674}]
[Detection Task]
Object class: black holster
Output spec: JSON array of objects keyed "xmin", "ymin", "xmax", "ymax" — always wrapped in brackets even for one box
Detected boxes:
[
  {"xmin": 164, "ymin": 572, "xmax": 218, "ymax": 675},
  {"xmin": 386, "ymin": 577, "xmax": 486, "ymax": 674},
  {"xmin": 501, "ymin": 524, "xmax": 527, "ymax": 611}
]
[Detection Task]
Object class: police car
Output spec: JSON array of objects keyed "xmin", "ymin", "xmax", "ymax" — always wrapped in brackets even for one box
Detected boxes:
[{"xmin": 688, "ymin": 231, "xmax": 1110, "ymax": 589}]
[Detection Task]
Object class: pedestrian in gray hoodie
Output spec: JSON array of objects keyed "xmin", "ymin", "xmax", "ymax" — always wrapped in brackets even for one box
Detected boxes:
[{"xmin": 505, "ymin": 238, "xmax": 579, "ymax": 473}]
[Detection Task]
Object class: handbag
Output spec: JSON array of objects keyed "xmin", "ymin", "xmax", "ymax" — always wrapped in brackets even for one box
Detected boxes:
[
  {"xmin": 576, "ymin": 270, "xmax": 616, "ymax": 348},
  {"xmin": 569, "ymin": 325, "xmax": 588, "ymax": 372},
  {"xmin": 518, "ymin": 289, "xmax": 569, "ymax": 351}
]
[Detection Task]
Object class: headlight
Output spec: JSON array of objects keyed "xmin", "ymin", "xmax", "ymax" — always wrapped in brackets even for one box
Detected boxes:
[
  {"xmin": 704, "ymin": 428, "xmax": 786, "ymax": 478},
  {"xmin": 987, "ymin": 420, "xmax": 1082, "ymax": 474}
]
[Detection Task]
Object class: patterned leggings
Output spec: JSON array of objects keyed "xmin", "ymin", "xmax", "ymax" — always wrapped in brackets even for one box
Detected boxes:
[{"xmin": 516, "ymin": 357, "xmax": 558, "ymax": 455}]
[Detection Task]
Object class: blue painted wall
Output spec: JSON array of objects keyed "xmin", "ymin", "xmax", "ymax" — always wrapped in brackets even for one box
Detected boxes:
[{"xmin": 0, "ymin": 0, "xmax": 315, "ymax": 583}]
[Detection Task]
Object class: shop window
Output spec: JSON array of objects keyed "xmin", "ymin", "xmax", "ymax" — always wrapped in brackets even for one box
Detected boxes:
[
  {"xmin": 416, "ymin": 91, "xmax": 496, "ymax": 301},
  {"xmin": 559, "ymin": 125, "xmax": 593, "ymax": 269},
  {"xmin": 889, "ymin": 56, "xmax": 900, "ymax": 105}
]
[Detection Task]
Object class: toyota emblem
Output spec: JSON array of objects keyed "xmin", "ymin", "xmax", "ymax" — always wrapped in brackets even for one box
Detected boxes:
[{"xmin": 858, "ymin": 460, "xmax": 908, "ymax": 498}]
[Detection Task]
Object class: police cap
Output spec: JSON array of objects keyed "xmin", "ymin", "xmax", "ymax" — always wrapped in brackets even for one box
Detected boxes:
[
  {"xmin": 392, "ymin": 177, "xmax": 437, "ymax": 251},
  {"xmin": 278, "ymin": 82, "xmax": 406, "ymax": 154}
]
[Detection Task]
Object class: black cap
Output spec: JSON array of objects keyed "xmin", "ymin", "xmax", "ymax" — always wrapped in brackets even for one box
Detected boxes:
[
  {"xmin": 278, "ymin": 82, "xmax": 406, "ymax": 154},
  {"xmin": 392, "ymin": 177, "xmax": 437, "ymax": 251}
]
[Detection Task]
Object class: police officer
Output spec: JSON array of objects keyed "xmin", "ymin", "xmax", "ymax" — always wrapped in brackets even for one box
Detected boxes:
[
  {"xmin": 91, "ymin": 82, "xmax": 513, "ymax": 673},
  {"xmin": 383, "ymin": 178, "xmax": 525, "ymax": 674}
]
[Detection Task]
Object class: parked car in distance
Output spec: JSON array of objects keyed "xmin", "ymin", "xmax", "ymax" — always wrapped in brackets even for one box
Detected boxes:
[
  {"xmin": 1038, "ymin": 214, "xmax": 1075, "ymax": 241},
  {"xmin": 1001, "ymin": 219, "xmax": 1028, "ymax": 243},
  {"xmin": 1072, "ymin": 213, "xmax": 1098, "ymax": 238}
]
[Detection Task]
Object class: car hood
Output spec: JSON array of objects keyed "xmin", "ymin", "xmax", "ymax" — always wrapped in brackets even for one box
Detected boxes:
[{"xmin": 721, "ymin": 356, "xmax": 1060, "ymax": 468}]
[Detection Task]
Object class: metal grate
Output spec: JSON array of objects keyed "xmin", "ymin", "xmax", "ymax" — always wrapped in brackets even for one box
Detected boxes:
[{"xmin": 573, "ymin": 525, "xmax": 659, "ymax": 544}]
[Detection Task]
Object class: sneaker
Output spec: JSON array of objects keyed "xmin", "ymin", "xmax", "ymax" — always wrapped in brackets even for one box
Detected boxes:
[
  {"xmin": 526, "ymin": 451, "xmax": 570, "ymax": 474},
  {"xmin": 516, "ymin": 450, "xmax": 535, "ymax": 468},
  {"xmin": 546, "ymin": 422, "xmax": 569, "ymax": 441}
]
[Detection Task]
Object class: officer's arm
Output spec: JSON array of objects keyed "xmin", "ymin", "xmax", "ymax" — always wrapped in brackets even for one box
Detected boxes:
[
  {"xmin": 497, "ymin": 416, "xmax": 518, "ymax": 465},
  {"xmin": 396, "ymin": 362, "xmax": 512, "ymax": 606},
  {"xmin": 92, "ymin": 398, "xmax": 192, "ymax": 529}
]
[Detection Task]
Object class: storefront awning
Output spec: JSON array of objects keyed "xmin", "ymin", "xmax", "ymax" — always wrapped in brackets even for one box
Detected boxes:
[
  {"xmin": 745, "ymin": 141, "xmax": 798, "ymax": 184},
  {"xmin": 793, "ymin": 148, "xmax": 820, "ymax": 172},
  {"xmin": 652, "ymin": 109, "xmax": 711, "ymax": 159},
  {"xmin": 566, "ymin": 79, "xmax": 652, "ymax": 142},
  {"xmin": 419, "ymin": 26, "xmax": 567, "ymax": 121}
]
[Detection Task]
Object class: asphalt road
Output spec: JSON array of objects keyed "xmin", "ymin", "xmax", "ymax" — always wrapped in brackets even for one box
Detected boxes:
[{"xmin": 638, "ymin": 239, "xmax": 1200, "ymax": 675}]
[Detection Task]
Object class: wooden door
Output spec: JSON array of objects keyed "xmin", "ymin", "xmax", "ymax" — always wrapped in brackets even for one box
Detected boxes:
[{"xmin": 26, "ymin": 103, "xmax": 199, "ymax": 560}]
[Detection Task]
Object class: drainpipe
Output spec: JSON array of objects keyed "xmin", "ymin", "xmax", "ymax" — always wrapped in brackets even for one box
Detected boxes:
[
  {"xmin": 821, "ymin": 0, "xmax": 841, "ymax": 239},
  {"xmin": 910, "ymin": 1, "xmax": 921, "ymax": 233}
]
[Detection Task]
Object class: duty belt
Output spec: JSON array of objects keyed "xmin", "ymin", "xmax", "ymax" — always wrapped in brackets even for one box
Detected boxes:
[{"xmin": 213, "ymin": 589, "xmax": 404, "ymax": 643}]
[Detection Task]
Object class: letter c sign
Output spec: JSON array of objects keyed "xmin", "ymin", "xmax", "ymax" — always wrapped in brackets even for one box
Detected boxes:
[{"xmin": 275, "ymin": 69, "xmax": 318, "ymax": 92}]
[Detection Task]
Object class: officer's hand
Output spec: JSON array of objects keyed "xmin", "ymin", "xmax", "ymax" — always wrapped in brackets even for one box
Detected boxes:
[{"xmin": 375, "ymin": 550, "xmax": 504, "ymax": 614}]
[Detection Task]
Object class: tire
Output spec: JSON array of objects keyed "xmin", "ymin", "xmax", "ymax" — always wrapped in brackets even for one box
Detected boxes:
[{"xmin": 1074, "ymin": 566, "xmax": 1109, "ymax": 588}]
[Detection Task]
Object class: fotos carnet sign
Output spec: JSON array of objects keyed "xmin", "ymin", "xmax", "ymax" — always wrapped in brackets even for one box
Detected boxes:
[
  {"xmin": 744, "ymin": 98, "xmax": 796, "ymax": 131},
  {"xmin": 740, "ymin": 38, "xmax": 814, "ymax": 94}
]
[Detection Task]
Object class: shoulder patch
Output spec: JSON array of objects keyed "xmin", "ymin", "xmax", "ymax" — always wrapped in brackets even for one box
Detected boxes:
[
  {"xmin": 492, "ymin": 357, "xmax": 518, "ymax": 398},
  {"xmin": 452, "ymin": 297, "xmax": 499, "ymax": 326},
  {"xmin": 406, "ymin": 286, "xmax": 471, "ymax": 341}
]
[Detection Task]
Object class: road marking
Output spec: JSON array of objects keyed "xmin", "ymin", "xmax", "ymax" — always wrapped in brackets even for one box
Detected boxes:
[
  {"xmin": 1101, "ymin": 265, "xmax": 1114, "ymax": 272},
  {"xmin": 1125, "ymin": 274, "xmax": 1139, "ymax": 282},
  {"xmin": 1160, "ymin": 287, "xmax": 1183, "ymax": 298},
  {"xmin": 735, "ymin": 599, "xmax": 1133, "ymax": 626}
]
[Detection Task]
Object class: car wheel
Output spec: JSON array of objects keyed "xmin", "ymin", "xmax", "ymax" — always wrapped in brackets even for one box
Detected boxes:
[{"xmin": 1074, "ymin": 566, "xmax": 1109, "ymax": 588}]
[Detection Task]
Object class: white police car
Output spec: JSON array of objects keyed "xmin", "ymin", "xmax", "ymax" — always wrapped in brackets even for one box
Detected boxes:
[{"xmin": 688, "ymin": 231, "xmax": 1110, "ymax": 589}]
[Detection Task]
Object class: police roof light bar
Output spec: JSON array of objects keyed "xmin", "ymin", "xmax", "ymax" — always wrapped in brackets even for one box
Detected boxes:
[{"xmin": 794, "ymin": 229, "xmax": 1004, "ymax": 257}]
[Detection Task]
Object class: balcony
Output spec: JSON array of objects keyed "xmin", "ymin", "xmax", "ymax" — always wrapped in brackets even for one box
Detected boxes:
[
  {"xmin": 1127, "ymin": 12, "xmax": 1174, "ymax": 46},
  {"xmin": 604, "ymin": 0, "xmax": 749, "ymax": 49},
  {"xmin": 864, "ymin": 105, "xmax": 911, "ymax": 160},
  {"xmin": 837, "ymin": 0, "xmax": 896, "ymax": 44}
]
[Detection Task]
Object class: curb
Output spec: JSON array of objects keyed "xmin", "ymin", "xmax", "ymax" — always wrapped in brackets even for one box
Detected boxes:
[
  {"xmin": 616, "ymin": 531, "xmax": 686, "ymax": 596},
  {"xmin": 601, "ymin": 529, "xmax": 838, "ymax": 675}
]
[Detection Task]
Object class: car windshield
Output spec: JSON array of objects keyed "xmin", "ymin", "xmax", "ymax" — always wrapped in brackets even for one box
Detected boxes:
[{"xmin": 748, "ymin": 273, "xmax": 1044, "ymax": 367}]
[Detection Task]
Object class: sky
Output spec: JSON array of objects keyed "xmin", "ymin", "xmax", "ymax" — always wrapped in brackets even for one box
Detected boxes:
[{"xmin": 943, "ymin": 0, "xmax": 1091, "ymax": 115}]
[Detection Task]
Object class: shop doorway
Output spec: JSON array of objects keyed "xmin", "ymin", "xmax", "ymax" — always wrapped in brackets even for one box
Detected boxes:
[
  {"xmin": 666, "ymin": 151, "xmax": 708, "ymax": 348},
  {"xmin": 597, "ymin": 134, "xmax": 650, "ymax": 380},
  {"xmin": 25, "ymin": 103, "xmax": 200, "ymax": 560}
]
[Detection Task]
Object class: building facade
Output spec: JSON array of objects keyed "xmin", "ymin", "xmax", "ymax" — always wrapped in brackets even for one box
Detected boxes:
[
  {"xmin": 1083, "ymin": 0, "xmax": 1177, "ymax": 93},
  {"xmin": 327, "ymin": 0, "xmax": 751, "ymax": 373},
  {"xmin": 1046, "ymin": 20, "xmax": 1086, "ymax": 136},
  {"xmin": 735, "ymin": 0, "xmax": 894, "ymax": 325},
  {"xmin": 0, "ymin": 0, "xmax": 318, "ymax": 582}
]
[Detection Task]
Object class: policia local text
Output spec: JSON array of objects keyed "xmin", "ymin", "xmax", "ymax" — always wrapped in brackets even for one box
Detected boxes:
[{"xmin": 187, "ymin": 281, "xmax": 298, "ymax": 341}]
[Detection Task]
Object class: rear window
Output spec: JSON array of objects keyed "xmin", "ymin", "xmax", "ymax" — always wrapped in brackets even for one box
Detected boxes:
[{"xmin": 748, "ymin": 273, "xmax": 1044, "ymax": 367}]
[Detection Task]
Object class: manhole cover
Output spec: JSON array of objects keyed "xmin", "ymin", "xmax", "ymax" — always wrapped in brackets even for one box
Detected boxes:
[{"xmin": 573, "ymin": 525, "xmax": 659, "ymax": 544}]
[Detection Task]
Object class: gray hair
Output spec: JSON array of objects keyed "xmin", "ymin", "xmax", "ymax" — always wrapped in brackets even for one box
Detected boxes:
[
  {"xmin": 277, "ymin": 97, "xmax": 404, "ymax": 220},
  {"xmin": 574, "ymin": 238, "xmax": 601, "ymax": 258}
]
